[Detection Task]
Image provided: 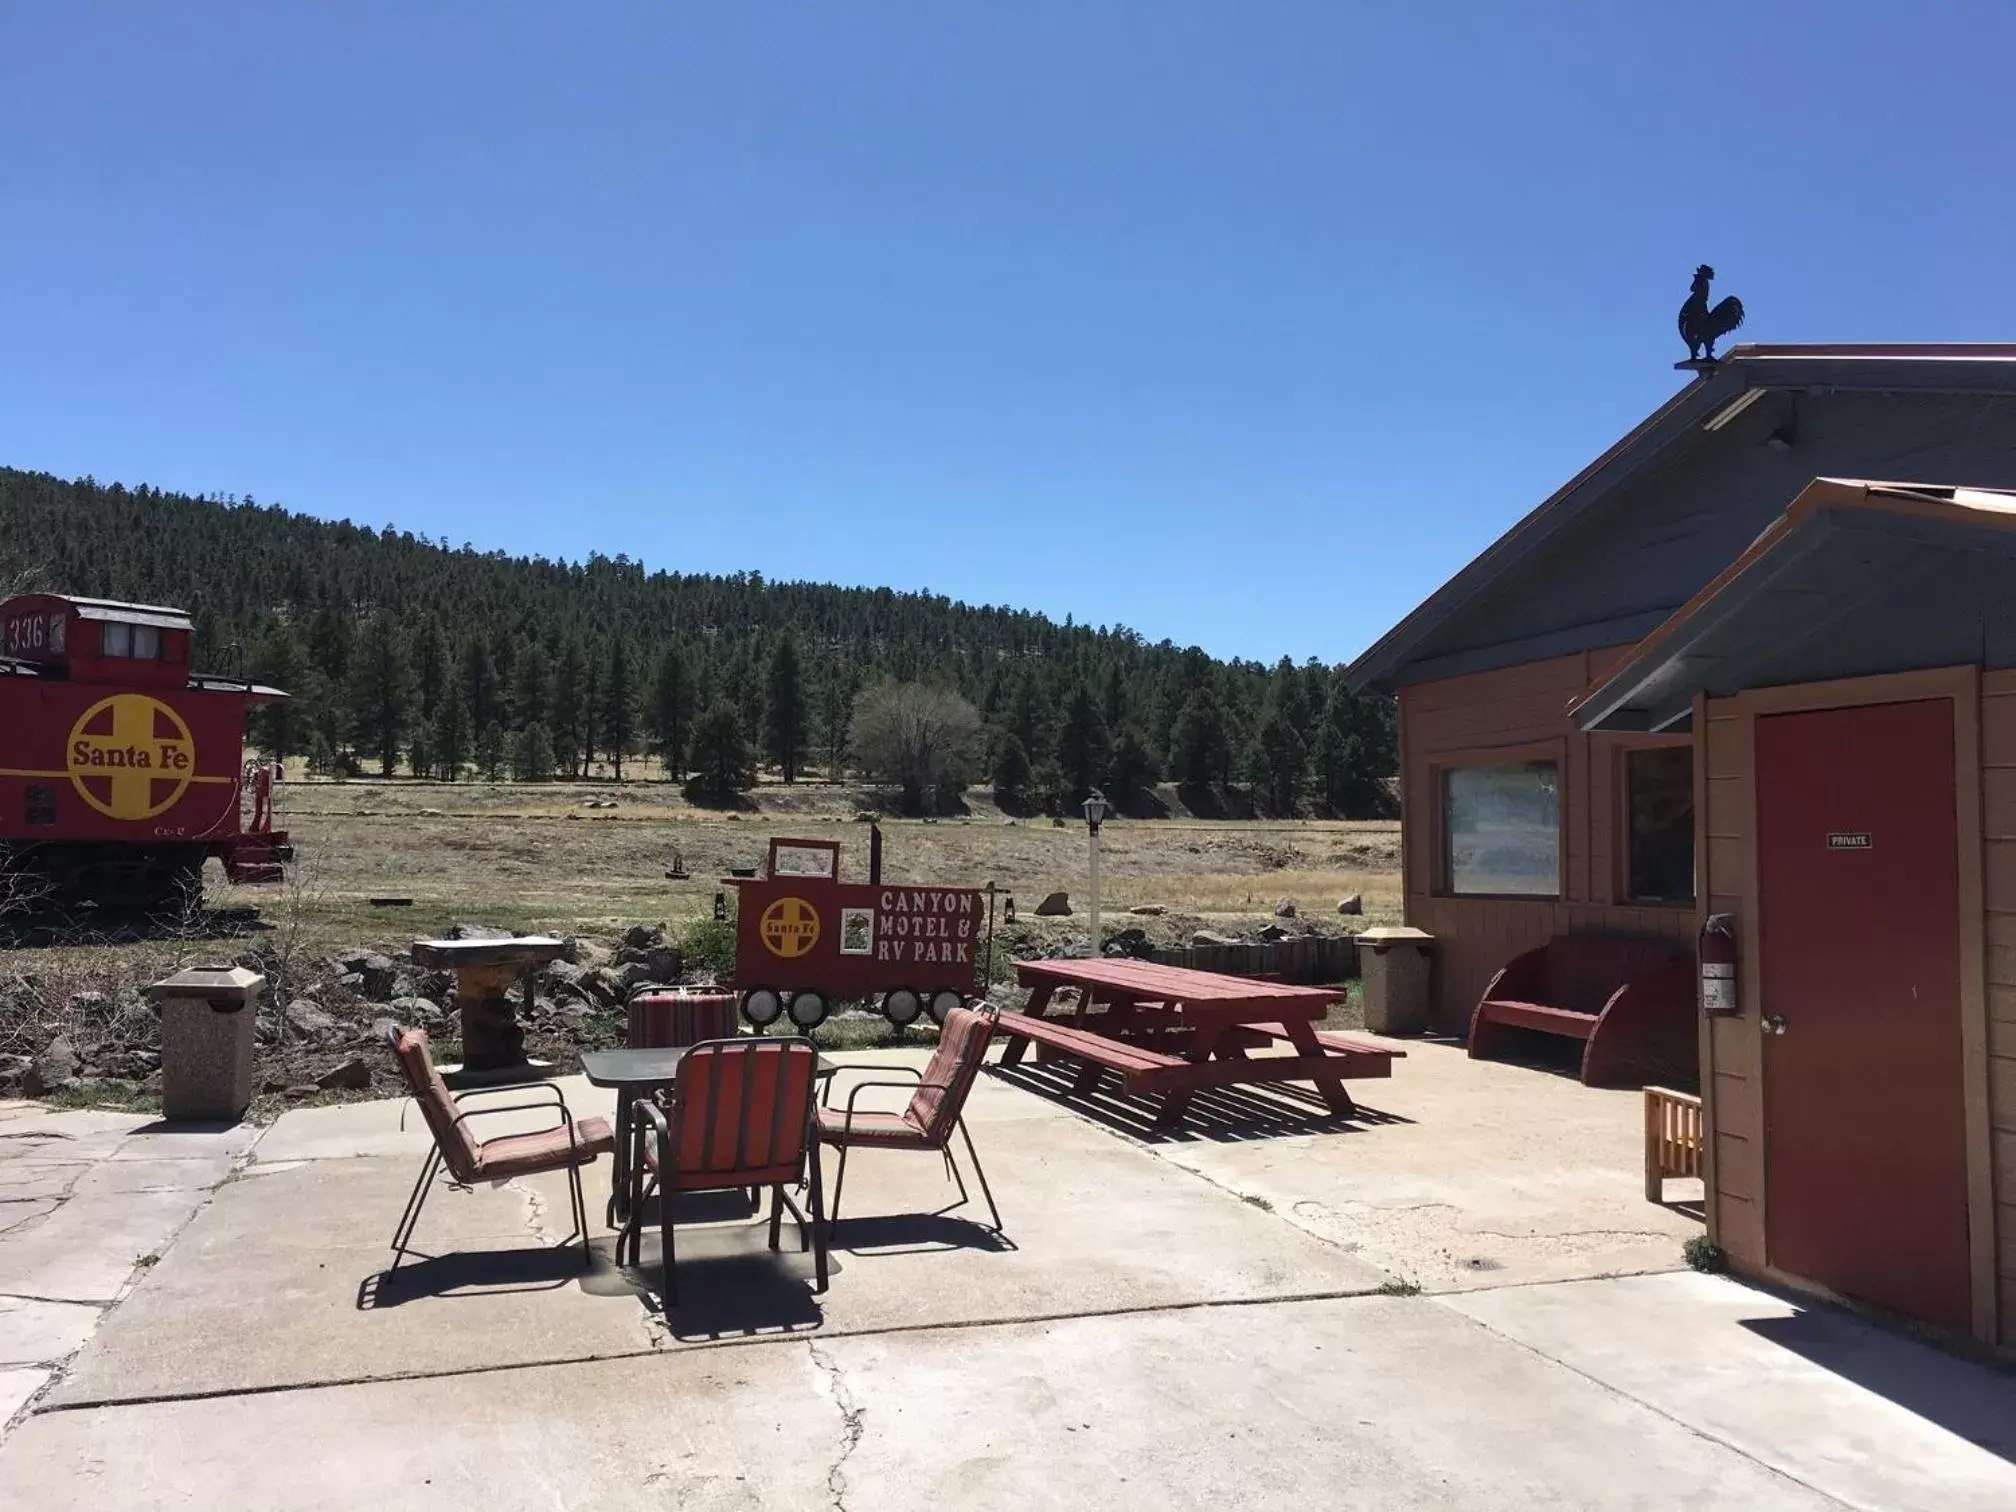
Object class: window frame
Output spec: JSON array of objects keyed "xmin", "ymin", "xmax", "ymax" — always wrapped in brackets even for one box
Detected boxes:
[
  {"xmin": 99, "ymin": 621, "xmax": 131, "ymax": 658},
  {"xmin": 1612, "ymin": 733, "xmax": 1697, "ymax": 908},
  {"xmin": 1430, "ymin": 739, "xmax": 1567, "ymax": 901}
]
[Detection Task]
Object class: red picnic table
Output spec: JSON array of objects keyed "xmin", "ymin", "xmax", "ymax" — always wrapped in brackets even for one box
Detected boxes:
[{"xmin": 997, "ymin": 957, "xmax": 1403, "ymax": 1131}]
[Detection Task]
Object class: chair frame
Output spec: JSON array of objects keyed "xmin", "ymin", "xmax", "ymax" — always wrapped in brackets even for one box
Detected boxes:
[
  {"xmin": 822, "ymin": 1065, "xmax": 1004, "ymax": 1235},
  {"xmin": 385, "ymin": 1025, "xmax": 597, "ymax": 1273},
  {"xmin": 616, "ymin": 1036, "xmax": 829, "ymax": 1307}
]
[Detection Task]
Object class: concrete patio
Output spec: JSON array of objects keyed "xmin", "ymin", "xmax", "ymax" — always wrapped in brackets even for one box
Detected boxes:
[{"xmin": 2, "ymin": 1038, "xmax": 2012, "ymax": 1510}]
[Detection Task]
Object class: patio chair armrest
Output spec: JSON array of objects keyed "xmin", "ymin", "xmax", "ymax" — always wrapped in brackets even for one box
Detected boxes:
[
  {"xmin": 447, "ymin": 1099, "xmax": 569, "ymax": 1135},
  {"xmin": 819, "ymin": 1063, "xmax": 922, "ymax": 1106},
  {"xmin": 453, "ymin": 1081, "xmax": 566, "ymax": 1111},
  {"xmin": 838, "ymin": 1079, "xmax": 951, "ymax": 1137}
]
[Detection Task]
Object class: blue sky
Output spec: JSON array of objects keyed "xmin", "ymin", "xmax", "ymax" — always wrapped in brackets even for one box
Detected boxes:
[{"xmin": 3, "ymin": 4, "xmax": 2012, "ymax": 665}]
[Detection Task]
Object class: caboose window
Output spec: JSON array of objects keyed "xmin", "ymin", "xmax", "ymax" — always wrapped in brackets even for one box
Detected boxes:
[{"xmin": 98, "ymin": 622, "xmax": 161, "ymax": 659}]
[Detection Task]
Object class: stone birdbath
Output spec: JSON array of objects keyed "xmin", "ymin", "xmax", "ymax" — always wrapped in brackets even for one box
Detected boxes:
[{"xmin": 410, "ymin": 935, "xmax": 568, "ymax": 1087}]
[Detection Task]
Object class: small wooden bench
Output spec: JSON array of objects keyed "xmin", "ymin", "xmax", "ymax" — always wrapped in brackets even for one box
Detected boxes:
[
  {"xmin": 1243, "ymin": 1022, "xmax": 1407, "ymax": 1078},
  {"xmin": 1469, "ymin": 935, "xmax": 1695, "ymax": 1088},
  {"xmin": 1644, "ymin": 1085, "xmax": 1704, "ymax": 1208},
  {"xmin": 994, "ymin": 1010, "xmax": 1189, "ymax": 1099}
]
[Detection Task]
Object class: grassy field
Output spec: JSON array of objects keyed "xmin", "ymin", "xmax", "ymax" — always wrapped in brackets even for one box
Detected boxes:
[{"xmin": 223, "ymin": 776, "xmax": 1403, "ymax": 954}]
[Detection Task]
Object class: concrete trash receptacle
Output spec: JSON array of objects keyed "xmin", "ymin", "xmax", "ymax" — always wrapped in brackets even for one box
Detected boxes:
[
  {"xmin": 1356, "ymin": 927, "xmax": 1434, "ymax": 1036},
  {"xmin": 146, "ymin": 966, "xmax": 265, "ymax": 1122}
]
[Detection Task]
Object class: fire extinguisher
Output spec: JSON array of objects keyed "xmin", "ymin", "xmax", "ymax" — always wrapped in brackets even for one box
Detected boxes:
[{"xmin": 1699, "ymin": 912, "xmax": 1738, "ymax": 1016}]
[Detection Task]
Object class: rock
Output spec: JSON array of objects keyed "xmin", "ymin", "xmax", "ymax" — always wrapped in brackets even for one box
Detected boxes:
[
  {"xmin": 614, "ymin": 945, "xmax": 681, "ymax": 983},
  {"xmin": 1256, "ymin": 924, "xmax": 1292, "ymax": 943},
  {"xmin": 30, "ymin": 1036, "xmax": 80, "ymax": 1095},
  {"xmin": 335, "ymin": 950, "xmax": 400, "ymax": 999},
  {"xmin": 284, "ymin": 1084, "xmax": 319, "ymax": 1099},
  {"xmin": 336, "ymin": 973, "xmax": 367, "ymax": 993},
  {"xmin": 388, "ymin": 973, "xmax": 421, "ymax": 1000},
  {"xmin": 0, "ymin": 1053, "xmax": 32, "ymax": 1094},
  {"xmin": 315, "ymin": 1056, "xmax": 372, "ymax": 1091},
  {"xmin": 1127, "ymin": 904, "xmax": 1166, "ymax": 916},
  {"xmin": 1033, "ymin": 891, "xmax": 1072, "ymax": 917},
  {"xmin": 563, "ymin": 937, "xmax": 611, "ymax": 969},
  {"xmin": 279, "ymin": 999, "xmax": 340, "ymax": 1043},
  {"xmin": 621, "ymin": 923, "xmax": 665, "ymax": 950},
  {"xmin": 1190, "ymin": 930, "xmax": 1238, "ymax": 947},
  {"xmin": 1273, "ymin": 899, "xmax": 1297, "ymax": 919},
  {"xmin": 1337, "ymin": 894, "xmax": 1363, "ymax": 916},
  {"xmin": 262, "ymin": 1076, "xmax": 290, "ymax": 1094},
  {"xmin": 371, "ymin": 1016, "xmax": 397, "ymax": 1044},
  {"xmin": 446, "ymin": 924, "xmax": 516, "ymax": 942},
  {"xmin": 583, "ymin": 967, "xmax": 627, "ymax": 1007},
  {"xmin": 387, "ymin": 996, "xmax": 444, "ymax": 1029},
  {"xmin": 1050, "ymin": 817, "xmax": 1067, "ymax": 828},
  {"xmin": 854, "ymin": 811, "xmax": 878, "ymax": 823}
]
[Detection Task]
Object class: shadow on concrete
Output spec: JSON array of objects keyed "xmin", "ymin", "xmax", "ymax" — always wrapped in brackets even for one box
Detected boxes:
[
  {"xmin": 1741, "ymin": 1300, "xmax": 2016, "ymax": 1463},
  {"xmin": 987, "ymin": 1061, "xmax": 1413, "ymax": 1145},
  {"xmin": 357, "ymin": 1243, "xmax": 594, "ymax": 1308},
  {"xmin": 122, "ymin": 1117, "xmax": 248, "ymax": 1139},
  {"xmin": 629, "ymin": 1245, "xmax": 830, "ymax": 1343},
  {"xmin": 829, "ymin": 1209, "xmax": 1016, "ymax": 1257}
]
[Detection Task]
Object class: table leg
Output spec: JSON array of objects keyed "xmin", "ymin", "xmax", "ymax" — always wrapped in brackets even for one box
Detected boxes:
[
  {"xmin": 608, "ymin": 1086, "xmax": 634, "ymax": 1229},
  {"xmin": 1284, "ymin": 1017, "xmax": 1358, "ymax": 1117},
  {"xmin": 1153, "ymin": 1013, "xmax": 1226, "ymax": 1130},
  {"xmin": 1000, "ymin": 982, "xmax": 1053, "ymax": 1067}
]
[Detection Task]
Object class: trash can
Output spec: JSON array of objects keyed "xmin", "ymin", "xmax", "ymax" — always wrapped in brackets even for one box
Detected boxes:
[
  {"xmin": 1356, "ymin": 927, "xmax": 1435, "ymax": 1037},
  {"xmin": 146, "ymin": 966, "xmax": 265, "ymax": 1122},
  {"xmin": 628, "ymin": 987, "xmax": 738, "ymax": 1048}
]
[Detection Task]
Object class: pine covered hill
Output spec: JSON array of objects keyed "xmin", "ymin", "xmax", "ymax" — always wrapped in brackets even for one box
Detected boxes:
[{"xmin": 0, "ymin": 468, "xmax": 1395, "ymax": 816}]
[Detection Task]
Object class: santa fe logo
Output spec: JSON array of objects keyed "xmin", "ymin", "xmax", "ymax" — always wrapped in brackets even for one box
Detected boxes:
[
  {"xmin": 759, "ymin": 896, "xmax": 821, "ymax": 958},
  {"xmin": 66, "ymin": 694, "xmax": 198, "ymax": 821}
]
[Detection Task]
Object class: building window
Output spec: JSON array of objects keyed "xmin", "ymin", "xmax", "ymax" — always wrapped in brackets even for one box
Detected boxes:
[
  {"xmin": 98, "ymin": 622, "xmax": 160, "ymax": 659},
  {"xmin": 1443, "ymin": 760, "xmax": 1559, "ymax": 897},
  {"xmin": 1625, "ymin": 746, "xmax": 1695, "ymax": 904}
]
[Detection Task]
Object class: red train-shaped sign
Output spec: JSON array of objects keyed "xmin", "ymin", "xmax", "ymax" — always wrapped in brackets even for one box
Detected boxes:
[
  {"xmin": 0, "ymin": 593, "xmax": 292, "ymax": 909},
  {"xmin": 729, "ymin": 837, "xmax": 982, "ymax": 1029}
]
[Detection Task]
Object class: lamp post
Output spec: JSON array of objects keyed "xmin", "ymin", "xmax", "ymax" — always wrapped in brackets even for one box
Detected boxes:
[{"xmin": 1082, "ymin": 788, "xmax": 1110, "ymax": 957}]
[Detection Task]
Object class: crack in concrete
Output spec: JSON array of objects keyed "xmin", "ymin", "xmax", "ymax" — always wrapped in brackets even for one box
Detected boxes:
[{"xmin": 806, "ymin": 1340, "xmax": 864, "ymax": 1512}]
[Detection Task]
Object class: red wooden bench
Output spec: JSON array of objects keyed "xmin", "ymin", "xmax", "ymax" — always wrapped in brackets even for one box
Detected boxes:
[
  {"xmin": 993, "ymin": 1010, "xmax": 1190, "ymax": 1100},
  {"xmin": 1467, "ymin": 935, "xmax": 1695, "ymax": 1088},
  {"xmin": 1243, "ymin": 1022, "xmax": 1407, "ymax": 1078}
]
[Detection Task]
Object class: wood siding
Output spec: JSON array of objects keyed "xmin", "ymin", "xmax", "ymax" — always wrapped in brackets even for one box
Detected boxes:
[
  {"xmin": 1699, "ymin": 669, "xmax": 2010, "ymax": 1352},
  {"xmin": 1399, "ymin": 651, "xmax": 1697, "ymax": 1035}
]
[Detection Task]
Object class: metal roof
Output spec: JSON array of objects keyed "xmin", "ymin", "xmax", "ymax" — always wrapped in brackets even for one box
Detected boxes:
[
  {"xmin": 1344, "ymin": 345, "xmax": 2016, "ymax": 694},
  {"xmin": 1571, "ymin": 478, "xmax": 2016, "ymax": 732},
  {"xmin": 71, "ymin": 600, "xmax": 193, "ymax": 631}
]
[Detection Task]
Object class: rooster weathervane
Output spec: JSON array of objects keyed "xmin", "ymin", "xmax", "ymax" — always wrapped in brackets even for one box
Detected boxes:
[{"xmin": 1676, "ymin": 264, "xmax": 1745, "ymax": 368}]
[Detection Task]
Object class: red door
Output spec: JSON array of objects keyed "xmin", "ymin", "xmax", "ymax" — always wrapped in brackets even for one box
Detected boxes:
[{"xmin": 1755, "ymin": 699, "xmax": 1970, "ymax": 1329}]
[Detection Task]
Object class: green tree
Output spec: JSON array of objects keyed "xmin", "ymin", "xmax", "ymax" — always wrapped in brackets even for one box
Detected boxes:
[
  {"xmin": 477, "ymin": 719, "xmax": 507, "ymax": 781},
  {"xmin": 1312, "ymin": 682, "xmax": 1398, "ymax": 817},
  {"xmin": 1053, "ymin": 683, "xmax": 1112, "ymax": 804},
  {"xmin": 412, "ymin": 617, "xmax": 452, "ymax": 721},
  {"xmin": 1108, "ymin": 725, "xmax": 1161, "ymax": 802},
  {"xmin": 762, "ymin": 631, "xmax": 809, "ymax": 782},
  {"xmin": 512, "ymin": 640, "xmax": 550, "ymax": 731},
  {"xmin": 347, "ymin": 614, "xmax": 414, "ymax": 777},
  {"xmin": 850, "ymin": 680, "xmax": 981, "ymax": 815},
  {"xmin": 250, "ymin": 614, "xmax": 311, "ymax": 762},
  {"xmin": 511, "ymin": 721, "xmax": 556, "ymax": 781},
  {"xmin": 1168, "ymin": 688, "xmax": 1232, "ymax": 789},
  {"xmin": 1244, "ymin": 687, "xmax": 1308, "ymax": 816},
  {"xmin": 461, "ymin": 638, "xmax": 500, "ymax": 733},
  {"xmin": 431, "ymin": 689, "xmax": 472, "ymax": 779},
  {"xmin": 647, "ymin": 643, "xmax": 695, "ymax": 779},
  {"xmin": 991, "ymin": 732, "xmax": 1032, "ymax": 803},
  {"xmin": 552, "ymin": 638, "xmax": 589, "ymax": 777},
  {"xmin": 685, "ymin": 698, "xmax": 756, "ymax": 802},
  {"xmin": 601, "ymin": 637, "xmax": 638, "ymax": 780}
]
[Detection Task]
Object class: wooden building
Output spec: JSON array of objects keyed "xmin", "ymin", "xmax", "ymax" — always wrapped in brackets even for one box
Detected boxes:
[
  {"xmin": 1571, "ymin": 478, "xmax": 2016, "ymax": 1354},
  {"xmin": 1346, "ymin": 346, "xmax": 2016, "ymax": 1035}
]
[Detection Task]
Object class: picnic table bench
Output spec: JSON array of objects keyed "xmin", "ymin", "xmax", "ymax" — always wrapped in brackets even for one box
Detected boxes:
[{"xmin": 998, "ymin": 958, "xmax": 1404, "ymax": 1130}]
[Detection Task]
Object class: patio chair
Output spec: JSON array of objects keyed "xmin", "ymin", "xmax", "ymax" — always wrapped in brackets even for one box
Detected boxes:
[
  {"xmin": 384, "ymin": 1024, "xmax": 614, "ymax": 1273},
  {"xmin": 816, "ymin": 1005, "xmax": 1002, "ymax": 1234},
  {"xmin": 617, "ymin": 1036, "xmax": 828, "ymax": 1307}
]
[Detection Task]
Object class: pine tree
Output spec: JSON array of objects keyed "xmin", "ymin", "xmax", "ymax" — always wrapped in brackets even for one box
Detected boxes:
[
  {"xmin": 552, "ymin": 638, "xmax": 589, "ymax": 778},
  {"xmin": 306, "ymin": 596, "xmax": 354, "ymax": 687},
  {"xmin": 512, "ymin": 722, "xmax": 556, "ymax": 781},
  {"xmin": 991, "ymin": 733, "xmax": 1032, "ymax": 803},
  {"xmin": 1108, "ymin": 725, "xmax": 1161, "ymax": 801},
  {"xmin": 412, "ymin": 617, "xmax": 452, "ymax": 721},
  {"xmin": 461, "ymin": 638, "xmax": 500, "ymax": 734},
  {"xmin": 1169, "ymin": 688, "xmax": 1232, "ymax": 789},
  {"xmin": 1312, "ymin": 682, "xmax": 1398, "ymax": 818},
  {"xmin": 601, "ymin": 637, "xmax": 638, "ymax": 780},
  {"xmin": 580, "ymin": 646, "xmax": 602, "ymax": 774},
  {"xmin": 647, "ymin": 643, "xmax": 695, "ymax": 780},
  {"xmin": 685, "ymin": 698, "xmax": 756, "ymax": 802},
  {"xmin": 763, "ymin": 631, "xmax": 809, "ymax": 782},
  {"xmin": 512, "ymin": 640, "xmax": 550, "ymax": 731},
  {"xmin": 347, "ymin": 614, "xmax": 414, "ymax": 777},
  {"xmin": 432, "ymin": 689, "xmax": 472, "ymax": 779},
  {"xmin": 1053, "ymin": 683, "xmax": 1112, "ymax": 804},
  {"xmin": 477, "ymin": 720, "xmax": 507, "ymax": 781},
  {"xmin": 250, "ymin": 613, "xmax": 311, "ymax": 762},
  {"xmin": 1244, "ymin": 685, "xmax": 1308, "ymax": 816}
]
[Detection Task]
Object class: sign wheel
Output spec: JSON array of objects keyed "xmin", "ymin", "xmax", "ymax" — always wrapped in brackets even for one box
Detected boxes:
[
  {"xmin": 787, "ymin": 989, "xmax": 830, "ymax": 1030},
  {"xmin": 882, "ymin": 987, "xmax": 923, "ymax": 1027},
  {"xmin": 741, "ymin": 986, "xmax": 784, "ymax": 1028},
  {"xmin": 927, "ymin": 988, "xmax": 965, "ymax": 1025}
]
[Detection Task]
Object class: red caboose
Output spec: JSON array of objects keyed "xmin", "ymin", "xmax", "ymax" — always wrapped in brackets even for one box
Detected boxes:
[
  {"xmin": 0, "ymin": 593, "xmax": 293, "ymax": 908},
  {"xmin": 729, "ymin": 837, "xmax": 983, "ymax": 1030}
]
